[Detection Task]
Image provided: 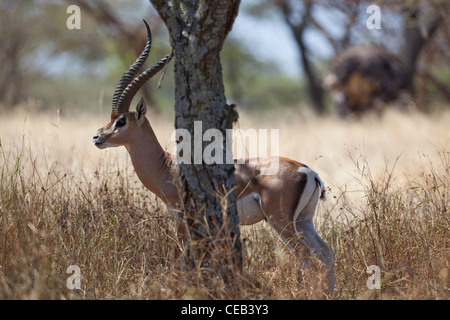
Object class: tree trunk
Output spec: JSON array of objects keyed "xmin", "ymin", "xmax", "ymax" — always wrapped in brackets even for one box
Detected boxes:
[
  {"xmin": 294, "ymin": 29, "xmax": 326, "ymax": 114},
  {"xmin": 150, "ymin": 0, "xmax": 242, "ymax": 278},
  {"xmin": 401, "ymin": 4, "xmax": 443, "ymax": 108},
  {"xmin": 278, "ymin": 0, "xmax": 326, "ymax": 114}
]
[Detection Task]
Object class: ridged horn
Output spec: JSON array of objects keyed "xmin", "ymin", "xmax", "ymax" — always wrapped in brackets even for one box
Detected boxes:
[
  {"xmin": 112, "ymin": 20, "xmax": 152, "ymax": 113},
  {"xmin": 116, "ymin": 50, "xmax": 174, "ymax": 110}
]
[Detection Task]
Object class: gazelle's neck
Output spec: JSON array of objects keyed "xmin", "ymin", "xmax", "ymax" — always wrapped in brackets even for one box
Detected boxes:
[{"xmin": 124, "ymin": 118, "xmax": 179, "ymax": 205}]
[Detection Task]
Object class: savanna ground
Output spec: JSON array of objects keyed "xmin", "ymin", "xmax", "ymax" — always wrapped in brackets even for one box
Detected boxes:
[{"xmin": 0, "ymin": 103, "xmax": 449, "ymax": 300}]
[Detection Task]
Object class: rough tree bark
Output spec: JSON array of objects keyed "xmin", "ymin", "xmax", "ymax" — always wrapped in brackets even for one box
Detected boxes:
[{"xmin": 149, "ymin": 0, "xmax": 242, "ymax": 277}]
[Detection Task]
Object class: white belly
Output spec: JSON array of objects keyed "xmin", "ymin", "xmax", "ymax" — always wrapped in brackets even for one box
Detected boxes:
[
  {"xmin": 236, "ymin": 192, "xmax": 265, "ymax": 225},
  {"xmin": 167, "ymin": 195, "xmax": 265, "ymax": 226}
]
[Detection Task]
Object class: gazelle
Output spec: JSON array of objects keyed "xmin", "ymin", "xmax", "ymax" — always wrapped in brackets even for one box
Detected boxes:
[{"xmin": 92, "ymin": 21, "xmax": 335, "ymax": 296}]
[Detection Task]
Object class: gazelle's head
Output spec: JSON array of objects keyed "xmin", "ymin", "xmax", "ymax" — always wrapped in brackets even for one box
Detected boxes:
[{"xmin": 93, "ymin": 20, "xmax": 173, "ymax": 149}]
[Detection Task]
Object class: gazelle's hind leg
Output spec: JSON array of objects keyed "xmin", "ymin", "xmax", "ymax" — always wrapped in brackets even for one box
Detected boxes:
[
  {"xmin": 292, "ymin": 180, "xmax": 336, "ymax": 296},
  {"xmin": 263, "ymin": 190, "xmax": 336, "ymax": 296},
  {"xmin": 295, "ymin": 218, "xmax": 336, "ymax": 296}
]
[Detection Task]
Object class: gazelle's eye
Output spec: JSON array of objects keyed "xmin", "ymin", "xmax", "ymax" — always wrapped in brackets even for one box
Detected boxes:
[{"xmin": 116, "ymin": 118, "xmax": 126, "ymax": 128}]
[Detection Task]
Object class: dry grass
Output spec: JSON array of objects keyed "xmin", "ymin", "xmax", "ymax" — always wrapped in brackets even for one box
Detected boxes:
[{"xmin": 0, "ymin": 104, "xmax": 449, "ymax": 299}]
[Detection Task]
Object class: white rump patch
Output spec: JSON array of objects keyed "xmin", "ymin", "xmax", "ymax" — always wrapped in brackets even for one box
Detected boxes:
[
  {"xmin": 293, "ymin": 167, "xmax": 323, "ymax": 223},
  {"xmin": 298, "ymin": 167, "xmax": 324, "ymax": 193}
]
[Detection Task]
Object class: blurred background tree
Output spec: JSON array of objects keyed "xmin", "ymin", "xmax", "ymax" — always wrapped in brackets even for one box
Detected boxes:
[
  {"xmin": 0, "ymin": 0, "xmax": 449, "ymax": 115},
  {"xmin": 246, "ymin": 0, "xmax": 450, "ymax": 113}
]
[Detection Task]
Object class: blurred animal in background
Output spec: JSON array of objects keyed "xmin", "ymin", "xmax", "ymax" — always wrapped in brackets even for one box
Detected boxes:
[{"xmin": 323, "ymin": 45, "xmax": 411, "ymax": 118}]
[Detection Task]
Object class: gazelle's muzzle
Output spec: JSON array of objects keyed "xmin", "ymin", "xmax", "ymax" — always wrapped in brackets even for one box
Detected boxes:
[{"xmin": 93, "ymin": 128, "xmax": 108, "ymax": 148}]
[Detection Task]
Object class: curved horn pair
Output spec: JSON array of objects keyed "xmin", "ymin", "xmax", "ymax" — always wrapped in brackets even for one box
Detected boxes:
[{"xmin": 112, "ymin": 20, "xmax": 173, "ymax": 114}]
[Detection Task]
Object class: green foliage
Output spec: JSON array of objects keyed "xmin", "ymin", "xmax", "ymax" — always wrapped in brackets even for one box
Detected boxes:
[
  {"xmin": 222, "ymin": 39, "xmax": 304, "ymax": 110},
  {"xmin": 0, "ymin": 1, "xmax": 306, "ymax": 113}
]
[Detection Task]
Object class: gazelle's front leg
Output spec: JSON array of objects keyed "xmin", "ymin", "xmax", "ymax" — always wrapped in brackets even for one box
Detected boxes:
[{"xmin": 166, "ymin": 207, "xmax": 187, "ymax": 257}]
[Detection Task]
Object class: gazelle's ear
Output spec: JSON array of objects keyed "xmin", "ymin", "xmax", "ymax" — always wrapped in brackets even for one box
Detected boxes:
[{"xmin": 135, "ymin": 97, "xmax": 147, "ymax": 121}]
